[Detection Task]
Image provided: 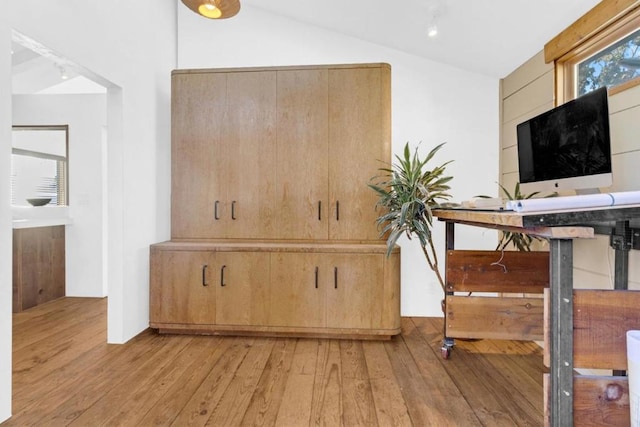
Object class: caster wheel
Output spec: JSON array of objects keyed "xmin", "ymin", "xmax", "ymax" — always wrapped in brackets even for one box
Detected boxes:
[
  {"xmin": 441, "ymin": 337, "xmax": 454, "ymax": 359},
  {"xmin": 441, "ymin": 346, "xmax": 451, "ymax": 359}
]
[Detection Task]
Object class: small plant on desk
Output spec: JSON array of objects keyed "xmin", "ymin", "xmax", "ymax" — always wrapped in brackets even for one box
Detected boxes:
[{"xmin": 478, "ymin": 182, "xmax": 557, "ymax": 251}]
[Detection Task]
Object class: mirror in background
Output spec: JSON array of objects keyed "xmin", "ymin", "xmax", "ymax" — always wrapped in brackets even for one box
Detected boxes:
[{"xmin": 11, "ymin": 125, "xmax": 68, "ymax": 206}]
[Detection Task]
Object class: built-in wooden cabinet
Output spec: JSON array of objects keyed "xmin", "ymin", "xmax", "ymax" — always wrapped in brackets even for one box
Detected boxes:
[
  {"xmin": 152, "ymin": 63, "xmax": 400, "ymax": 339},
  {"xmin": 13, "ymin": 225, "xmax": 65, "ymax": 312},
  {"xmin": 150, "ymin": 242, "xmax": 400, "ymax": 338}
]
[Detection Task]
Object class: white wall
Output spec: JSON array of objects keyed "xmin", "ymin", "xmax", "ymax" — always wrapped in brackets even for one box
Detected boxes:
[
  {"xmin": 13, "ymin": 94, "xmax": 107, "ymax": 297},
  {"xmin": 1, "ymin": 1, "xmax": 175, "ymax": 421},
  {"xmin": 0, "ymin": 1, "xmax": 497, "ymax": 420},
  {"xmin": 177, "ymin": 5, "xmax": 500, "ymax": 317},
  {"xmin": 0, "ymin": 6, "xmax": 13, "ymax": 422},
  {"xmin": 5, "ymin": 0, "xmax": 176, "ymax": 337}
]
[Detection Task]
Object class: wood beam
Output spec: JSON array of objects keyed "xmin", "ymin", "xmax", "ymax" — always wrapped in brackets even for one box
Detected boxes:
[{"xmin": 544, "ymin": 0, "xmax": 640, "ymax": 63}]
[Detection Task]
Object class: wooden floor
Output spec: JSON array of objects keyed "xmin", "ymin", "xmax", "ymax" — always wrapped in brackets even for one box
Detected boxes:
[{"xmin": 5, "ymin": 297, "xmax": 545, "ymax": 426}]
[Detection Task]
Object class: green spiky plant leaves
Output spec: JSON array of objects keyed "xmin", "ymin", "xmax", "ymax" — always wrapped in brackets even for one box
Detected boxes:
[
  {"xmin": 369, "ymin": 142, "xmax": 453, "ymax": 291},
  {"xmin": 480, "ymin": 182, "xmax": 557, "ymax": 251}
]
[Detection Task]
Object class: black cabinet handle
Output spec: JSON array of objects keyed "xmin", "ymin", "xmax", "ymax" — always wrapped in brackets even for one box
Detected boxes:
[
  {"xmin": 202, "ymin": 265, "xmax": 209, "ymax": 287},
  {"xmin": 336, "ymin": 201, "xmax": 340, "ymax": 221},
  {"xmin": 334, "ymin": 267, "xmax": 338, "ymax": 289},
  {"xmin": 220, "ymin": 265, "xmax": 227, "ymax": 287},
  {"xmin": 315, "ymin": 266, "xmax": 319, "ymax": 289},
  {"xmin": 318, "ymin": 201, "xmax": 322, "ymax": 221},
  {"xmin": 231, "ymin": 201, "xmax": 237, "ymax": 220},
  {"xmin": 214, "ymin": 201, "xmax": 220, "ymax": 220}
]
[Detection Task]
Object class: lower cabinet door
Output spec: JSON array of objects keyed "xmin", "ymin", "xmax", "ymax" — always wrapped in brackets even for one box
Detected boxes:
[
  {"xmin": 269, "ymin": 252, "xmax": 326, "ymax": 328},
  {"xmin": 324, "ymin": 253, "xmax": 385, "ymax": 330},
  {"xmin": 150, "ymin": 249, "xmax": 216, "ymax": 325},
  {"xmin": 151, "ymin": 249, "xmax": 270, "ymax": 327},
  {"xmin": 215, "ymin": 252, "xmax": 270, "ymax": 326},
  {"xmin": 270, "ymin": 252, "xmax": 389, "ymax": 331}
]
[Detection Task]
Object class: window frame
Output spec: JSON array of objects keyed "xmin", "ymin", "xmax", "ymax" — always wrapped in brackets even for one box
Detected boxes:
[
  {"xmin": 545, "ymin": 0, "xmax": 640, "ymax": 104},
  {"xmin": 558, "ymin": 9, "xmax": 640, "ymax": 102},
  {"xmin": 11, "ymin": 124, "xmax": 69, "ymax": 206}
]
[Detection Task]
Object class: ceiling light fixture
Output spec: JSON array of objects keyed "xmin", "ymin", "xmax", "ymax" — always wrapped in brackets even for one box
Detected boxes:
[
  {"xmin": 181, "ymin": 0, "xmax": 241, "ymax": 20},
  {"xmin": 57, "ymin": 65, "xmax": 69, "ymax": 80},
  {"xmin": 427, "ymin": 23, "xmax": 438, "ymax": 38},
  {"xmin": 426, "ymin": 0, "xmax": 445, "ymax": 38}
]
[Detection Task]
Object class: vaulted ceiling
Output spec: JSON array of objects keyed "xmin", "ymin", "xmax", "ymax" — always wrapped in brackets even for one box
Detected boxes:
[
  {"xmin": 12, "ymin": 0, "xmax": 602, "ymax": 94},
  {"xmin": 242, "ymin": 0, "xmax": 602, "ymax": 78}
]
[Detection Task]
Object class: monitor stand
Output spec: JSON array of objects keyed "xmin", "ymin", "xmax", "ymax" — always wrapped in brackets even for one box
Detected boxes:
[{"xmin": 576, "ymin": 188, "xmax": 602, "ymax": 195}]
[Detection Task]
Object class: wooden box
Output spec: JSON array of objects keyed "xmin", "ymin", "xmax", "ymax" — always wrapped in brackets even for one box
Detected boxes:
[{"xmin": 445, "ymin": 250, "xmax": 549, "ymax": 341}]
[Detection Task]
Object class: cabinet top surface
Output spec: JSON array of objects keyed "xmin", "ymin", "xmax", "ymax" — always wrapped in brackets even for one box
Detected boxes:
[
  {"xmin": 151, "ymin": 240, "xmax": 399, "ymax": 254},
  {"xmin": 172, "ymin": 62, "xmax": 391, "ymax": 75}
]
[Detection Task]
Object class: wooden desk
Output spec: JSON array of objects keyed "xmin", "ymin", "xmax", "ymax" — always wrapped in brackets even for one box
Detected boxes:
[{"xmin": 434, "ymin": 205, "xmax": 640, "ymax": 427}]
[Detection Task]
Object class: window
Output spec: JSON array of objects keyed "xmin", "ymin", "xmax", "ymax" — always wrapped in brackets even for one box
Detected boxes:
[
  {"xmin": 576, "ymin": 27, "xmax": 640, "ymax": 96},
  {"xmin": 11, "ymin": 125, "xmax": 68, "ymax": 206},
  {"xmin": 547, "ymin": 1, "xmax": 640, "ymax": 102}
]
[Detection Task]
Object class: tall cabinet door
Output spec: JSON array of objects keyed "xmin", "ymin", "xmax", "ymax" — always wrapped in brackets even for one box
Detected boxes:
[
  {"xmin": 171, "ymin": 71, "xmax": 277, "ymax": 239},
  {"xmin": 171, "ymin": 72, "xmax": 229, "ymax": 239},
  {"xmin": 328, "ymin": 65, "xmax": 391, "ymax": 241},
  {"xmin": 275, "ymin": 69, "xmax": 329, "ymax": 240},
  {"xmin": 224, "ymin": 71, "xmax": 278, "ymax": 239},
  {"xmin": 150, "ymin": 249, "xmax": 216, "ymax": 325}
]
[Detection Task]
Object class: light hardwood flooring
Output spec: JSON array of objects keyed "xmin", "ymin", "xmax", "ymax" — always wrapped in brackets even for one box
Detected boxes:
[{"xmin": 4, "ymin": 297, "xmax": 545, "ymax": 426}]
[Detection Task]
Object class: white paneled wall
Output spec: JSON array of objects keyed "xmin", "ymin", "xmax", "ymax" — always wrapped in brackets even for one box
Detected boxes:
[{"xmin": 500, "ymin": 52, "xmax": 640, "ymax": 291}]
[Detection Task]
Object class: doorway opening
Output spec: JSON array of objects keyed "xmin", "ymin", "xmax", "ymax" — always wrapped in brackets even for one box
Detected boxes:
[{"xmin": 11, "ymin": 29, "xmax": 122, "ymax": 335}]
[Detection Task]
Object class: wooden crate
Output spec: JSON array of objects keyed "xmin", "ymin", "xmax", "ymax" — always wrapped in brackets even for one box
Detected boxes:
[
  {"xmin": 444, "ymin": 250, "xmax": 549, "ymax": 341},
  {"xmin": 446, "ymin": 249, "xmax": 550, "ymax": 294},
  {"xmin": 544, "ymin": 374, "xmax": 630, "ymax": 427},
  {"xmin": 542, "ymin": 289, "xmax": 640, "ymax": 426}
]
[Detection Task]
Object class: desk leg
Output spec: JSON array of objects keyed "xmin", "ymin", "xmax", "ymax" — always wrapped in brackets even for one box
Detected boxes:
[
  {"xmin": 549, "ymin": 238, "xmax": 573, "ymax": 427},
  {"xmin": 441, "ymin": 221, "xmax": 455, "ymax": 358},
  {"xmin": 613, "ymin": 221, "xmax": 629, "ymax": 377},
  {"xmin": 613, "ymin": 220, "xmax": 630, "ymax": 291}
]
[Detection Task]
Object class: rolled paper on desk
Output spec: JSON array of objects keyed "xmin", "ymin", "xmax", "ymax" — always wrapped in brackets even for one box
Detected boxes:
[
  {"xmin": 627, "ymin": 330, "xmax": 640, "ymax": 427},
  {"xmin": 505, "ymin": 191, "xmax": 640, "ymax": 213}
]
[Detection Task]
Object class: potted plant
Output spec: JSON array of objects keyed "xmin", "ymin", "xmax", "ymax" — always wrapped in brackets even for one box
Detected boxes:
[
  {"xmin": 369, "ymin": 142, "xmax": 453, "ymax": 291},
  {"xmin": 478, "ymin": 182, "xmax": 557, "ymax": 251}
]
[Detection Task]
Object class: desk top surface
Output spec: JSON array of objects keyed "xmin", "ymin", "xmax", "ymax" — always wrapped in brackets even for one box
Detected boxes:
[{"xmin": 433, "ymin": 204, "xmax": 640, "ymax": 239}]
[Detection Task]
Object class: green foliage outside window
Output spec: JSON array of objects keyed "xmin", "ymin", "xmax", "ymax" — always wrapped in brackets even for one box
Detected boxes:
[{"xmin": 578, "ymin": 29, "xmax": 640, "ymax": 96}]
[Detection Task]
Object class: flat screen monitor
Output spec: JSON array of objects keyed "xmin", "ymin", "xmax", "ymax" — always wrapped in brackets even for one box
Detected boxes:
[{"xmin": 516, "ymin": 86, "xmax": 612, "ymax": 194}]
